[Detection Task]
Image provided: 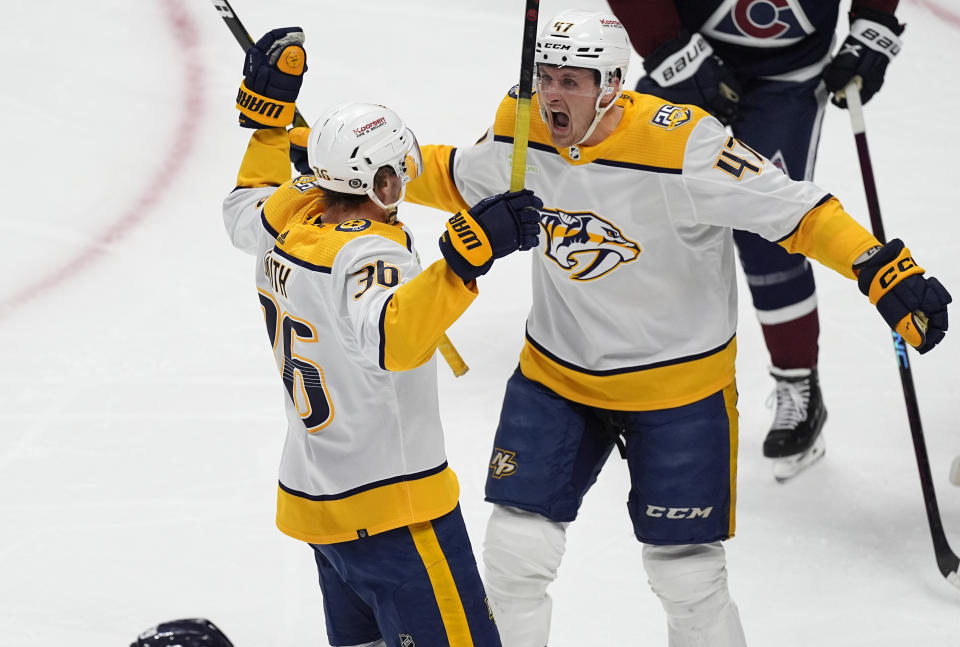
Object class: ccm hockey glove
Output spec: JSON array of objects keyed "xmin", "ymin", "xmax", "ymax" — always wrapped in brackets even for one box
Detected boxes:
[
  {"xmin": 636, "ymin": 31, "xmax": 742, "ymax": 126},
  {"xmin": 822, "ymin": 7, "xmax": 904, "ymax": 108},
  {"xmin": 439, "ymin": 189, "xmax": 543, "ymax": 283},
  {"xmin": 856, "ymin": 239, "xmax": 951, "ymax": 354},
  {"xmin": 237, "ymin": 27, "xmax": 307, "ymax": 128}
]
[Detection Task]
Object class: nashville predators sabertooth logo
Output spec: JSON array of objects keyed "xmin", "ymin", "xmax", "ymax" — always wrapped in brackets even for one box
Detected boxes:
[{"xmin": 540, "ymin": 208, "xmax": 640, "ymax": 280}]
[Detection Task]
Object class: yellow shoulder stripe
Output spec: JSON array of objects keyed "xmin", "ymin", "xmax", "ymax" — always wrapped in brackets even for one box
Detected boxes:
[
  {"xmin": 490, "ymin": 90, "xmax": 709, "ymax": 169},
  {"xmin": 276, "ymin": 219, "xmax": 410, "ymax": 270}
]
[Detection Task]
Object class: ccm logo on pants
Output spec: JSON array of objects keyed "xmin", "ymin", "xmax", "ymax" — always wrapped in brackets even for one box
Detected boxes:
[{"xmin": 646, "ymin": 506, "xmax": 713, "ymax": 519}]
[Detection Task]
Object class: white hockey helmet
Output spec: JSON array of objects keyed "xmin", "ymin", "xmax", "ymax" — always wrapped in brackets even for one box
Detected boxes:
[
  {"xmin": 536, "ymin": 10, "xmax": 631, "ymax": 144},
  {"xmin": 307, "ymin": 102, "xmax": 422, "ymax": 211}
]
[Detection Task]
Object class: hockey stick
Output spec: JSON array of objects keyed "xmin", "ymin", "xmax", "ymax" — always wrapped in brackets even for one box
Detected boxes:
[
  {"xmin": 843, "ymin": 80, "xmax": 960, "ymax": 588},
  {"xmin": 211, "ymin": 0, "xmax": 469, "ymax": 376},
  {"xmin": 509, "ymin": 0, "xmax": 540, "ymax": 191}
]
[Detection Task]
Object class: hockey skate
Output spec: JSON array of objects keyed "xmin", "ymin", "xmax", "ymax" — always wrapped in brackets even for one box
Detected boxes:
[{"xmin": 763, "ymin": 367, "xmax": 827, "ymax": 482}]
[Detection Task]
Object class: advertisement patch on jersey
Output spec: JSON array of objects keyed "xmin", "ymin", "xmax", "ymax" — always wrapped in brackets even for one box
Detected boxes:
[
  {"xmin": 540, "ymin": 208, "xmax": 640, "ymax": 281},
  {"xmin": 336, "ymin": 219, "xmax": 372, "ymax": 232},
  {"xmin": 651, "ymin": 104, "xmax": 692, "ymax": 131}
]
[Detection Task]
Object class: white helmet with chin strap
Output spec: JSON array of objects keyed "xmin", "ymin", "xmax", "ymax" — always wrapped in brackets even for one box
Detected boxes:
[
  {"xmin": 536, "ymin": 10, "xmax": 631, "ymax": 145},
  {"xmin": 307, "ymin": 102, "xmax": 422, "ymax": 211}
]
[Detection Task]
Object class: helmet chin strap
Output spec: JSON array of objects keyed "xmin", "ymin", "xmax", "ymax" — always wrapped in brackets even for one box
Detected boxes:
[
  {"xmin": 368, "ymin": 184, "xmax": 404, "ymax": 216},
  {"xmin": 576, "ymin": 86, "xmax": 620, "ymax": 146}
]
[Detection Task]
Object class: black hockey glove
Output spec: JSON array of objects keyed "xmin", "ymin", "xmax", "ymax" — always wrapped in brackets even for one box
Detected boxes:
[
  {"xmin": 856, "ymin": 239, "xmax": 951, "ymax": 354},
  {"xmin": 439, "ymin": 189, "xmax": 543, "ymax": 283},
  {"xmin": 237, "ymin": 27, "xmax": 307, "ymax": 128},
  {"xmin": 636, "ymin": 31, "xmax": 741, "ymax": 126},
  {"xmin": 822, "ymin": 8, "xmax": 904, "ymax": 108}
]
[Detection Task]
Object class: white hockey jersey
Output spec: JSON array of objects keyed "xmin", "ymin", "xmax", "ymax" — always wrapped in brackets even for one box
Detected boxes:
[
  {"xmin": 223, "ymin": 129, "xmax": 477, "ymax": 544},
  {"xmin": 408, "ymin": 90, "xmax": 879, "ymax": 410}
]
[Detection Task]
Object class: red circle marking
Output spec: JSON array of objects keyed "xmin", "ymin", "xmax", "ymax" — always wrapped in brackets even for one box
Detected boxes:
[{"xmin": 0, "ymin": 0, "xmax": 204, "ymax": 320}]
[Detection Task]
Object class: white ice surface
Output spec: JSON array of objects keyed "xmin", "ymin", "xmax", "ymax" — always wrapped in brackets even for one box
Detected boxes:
[{"xmin": 1, "ymin": 0, "xmax": 958, "ymax": 645}]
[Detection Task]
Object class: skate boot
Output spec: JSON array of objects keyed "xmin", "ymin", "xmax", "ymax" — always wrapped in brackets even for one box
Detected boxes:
[{"xmin": 763, "ymin": 366, "xmax": 827, "ymax": 482}]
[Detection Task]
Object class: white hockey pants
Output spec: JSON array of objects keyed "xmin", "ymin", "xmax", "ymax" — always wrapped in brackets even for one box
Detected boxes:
[
  {"xmin": 483, "ymin": 504, "xmax": 567, "ymax": 647},
  {"xmin": 643, "ymin": 542, "xmax": 747, "ymax": 647}
]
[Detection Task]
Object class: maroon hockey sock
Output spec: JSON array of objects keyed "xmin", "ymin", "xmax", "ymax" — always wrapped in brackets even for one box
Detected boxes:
[{"xmin": 760, "ymin": 309, "xmax": 820, "ymax": 369}]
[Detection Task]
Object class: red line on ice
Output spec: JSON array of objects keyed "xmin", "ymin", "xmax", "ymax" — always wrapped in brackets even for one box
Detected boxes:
[
  {"xmin": 0, "ymin": 0, "xmax": 204, "ymax": 320},
  {"xmin": 912, "ymin": 0, "xmax": 960, "ymax": 28}
]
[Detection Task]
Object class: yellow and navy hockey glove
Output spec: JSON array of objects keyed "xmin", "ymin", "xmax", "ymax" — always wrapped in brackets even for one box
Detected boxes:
[
  {"xmin": 856, "ymin": 239, "xmax": 951, "ymax": 354},
  {"xmin": 439, "ymin": 189, "xmax": 543, "ymax": 283},
  {"xmin": 236, "ymin": 27, "xmax": 307, "ymax": 128}
]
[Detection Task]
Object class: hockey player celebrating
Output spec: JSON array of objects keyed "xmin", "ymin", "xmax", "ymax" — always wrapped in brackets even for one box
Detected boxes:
[
  {"xmin": 222, "ymin": 28, "xmax": 541, "ymax": 647},
  {"xmin": 403, "ymin": 10, "xmax": 951, "ymax": 647},
  {"xmin": 606, "ymin": 0, "xmax": 907, "ymax": 479}
]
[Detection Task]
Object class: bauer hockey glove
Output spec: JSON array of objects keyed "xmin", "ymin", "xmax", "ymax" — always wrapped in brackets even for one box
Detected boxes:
[
  {"xmin": 439, "ymin": 189, "xmax": 543, "ymax": 283},
  {"xmin": 237, "ymin": 27, "xmax": 307, "ymax": 128},
  {"xmin": 636, "ymin": 31, "xmax": 742, "ymax": 126},
  {"xmin": 856, "ymin": 239, "xmax": 951, "ymax": 354},
  {"xmin": 822, "ymin": 7, "xmax": 904, "ymax": 108}
]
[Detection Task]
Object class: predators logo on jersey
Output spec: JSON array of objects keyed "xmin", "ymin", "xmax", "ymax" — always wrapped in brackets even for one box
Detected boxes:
[
  {"xmin": 489, "ymin": 448, "xmax": 518, "ymax": 479},
  {"xmin": 541, "ymin": 209, "xmax": 640, "ymax": 281}
]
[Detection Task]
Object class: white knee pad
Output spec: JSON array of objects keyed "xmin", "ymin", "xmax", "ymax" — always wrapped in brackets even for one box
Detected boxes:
[
  {"xmin": 483, "ymin": 505, "xmax": 567, "ymax": 647},
  {"xmin": 642, "ymin": 542, "xmax": 746, "ymax": 647}
]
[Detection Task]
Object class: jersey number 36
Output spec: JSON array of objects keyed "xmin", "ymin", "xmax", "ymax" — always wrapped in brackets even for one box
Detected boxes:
[{"xmin": 259, "ymin": 290, "xmax": 333, "ymax": 432}]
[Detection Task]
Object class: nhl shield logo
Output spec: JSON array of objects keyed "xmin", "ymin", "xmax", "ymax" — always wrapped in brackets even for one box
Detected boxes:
[{"xmin": 399, "ymin": 634, "xmax": 415, "ymax": 647}]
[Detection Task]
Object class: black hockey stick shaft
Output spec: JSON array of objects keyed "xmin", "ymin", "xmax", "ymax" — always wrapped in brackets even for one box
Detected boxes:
[
  {"xmin": 211, "ymin": 0, "xmax": 309, "ymax": 128},
  {"xmin": 509, "ymin": 0, "xmax": 539, "ymax": 191},
  {"xmin": 844, "ymin": 81, "xmax": 960, "ymax": 587}
]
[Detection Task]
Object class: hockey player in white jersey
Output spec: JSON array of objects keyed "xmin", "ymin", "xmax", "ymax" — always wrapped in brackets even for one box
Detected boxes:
[
  {"xmin": 221, "ymin": 28, "xmax": 541, "ymax": 647},
  {"xmin": 404, "ymin": 10, "xmax": 951, "ymax": 647}
]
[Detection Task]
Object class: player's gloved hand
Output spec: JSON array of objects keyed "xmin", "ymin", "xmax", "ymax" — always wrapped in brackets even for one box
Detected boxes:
[
  {"xmin": 636, "ymin": 31, "xmax": 741, "ymax": 126},
  {"xmin": 237, "ymin": 27, "xmax": 307, "ymax": 128},
  {"xmin": 288, "ymin": 126, "xmax": 311, "ymax": 175},
  {"xmin": 822, "ymin": 8, "xmax": 904, "ymax": 108},
  {"xmin": 855, "ymin": 239, "xmax": 951, "ymax": 354},
  {"xmin": 439, "ymin": 189, "xmax": 543, "ymax": 283}
]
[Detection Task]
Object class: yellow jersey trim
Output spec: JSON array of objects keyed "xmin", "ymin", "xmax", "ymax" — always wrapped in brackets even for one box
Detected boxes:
[
  {"xmin": 777, "ymin": 196, "xmax": 880, "ymax": 279},
  {"xmin": 236, "ymin": 127, "xmax": 292, "ymax": 188},
  {"xmin": 721, "ymin": 381, "xmax": 739, "ymax": 539},
  {"xmin": 410, "ymin": 521, "xmax": 476, "ymax": 646},
  {"xmin": 276, "ymin": 465, "xmax": 460, "ymax": 544},
  {"xmin": 519, "ymin": 335, "xmax": 737, "ymax": 411}
]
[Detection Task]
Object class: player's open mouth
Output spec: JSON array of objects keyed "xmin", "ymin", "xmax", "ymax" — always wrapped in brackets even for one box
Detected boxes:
[{"xmin": 550, "ymin": 110, "xmax": 570, "ymax": 131}]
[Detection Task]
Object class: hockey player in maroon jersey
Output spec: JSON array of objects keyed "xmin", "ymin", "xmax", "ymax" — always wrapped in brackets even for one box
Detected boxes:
[{"xmin": 607, "ymin": 0, "xmax": 905, "ymax": 480}]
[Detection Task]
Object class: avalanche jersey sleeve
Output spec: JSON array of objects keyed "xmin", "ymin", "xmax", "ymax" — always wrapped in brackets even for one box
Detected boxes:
[{"xmin": 679, "ymin": 117, "xmax": 879, "ymax": 278}]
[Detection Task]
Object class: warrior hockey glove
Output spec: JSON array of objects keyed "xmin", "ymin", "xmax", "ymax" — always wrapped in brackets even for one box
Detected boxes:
[
  {"xmin": 822, "ymin": 7, "xmax": 904, "ymax": 108},
  {"xmin": 856, "ymin": 239, "xmax": 951, "ymax": 354},
  {"xmin": 236, "ymin": 27, "xmax": 307, "ymax": 128},
  {"xmin": 439, "ymin": 189, "xmax": 543, "ymax": 283},
  {"xmin": 636, "ymin": 31, "xmax": 742, "ymax": 126}
]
